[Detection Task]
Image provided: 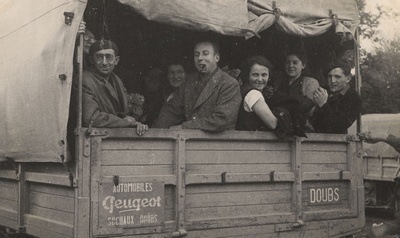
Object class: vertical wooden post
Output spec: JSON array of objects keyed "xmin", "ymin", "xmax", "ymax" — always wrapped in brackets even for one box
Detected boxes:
[
  {"xmin": 354, "ymin": 28, "xmax": 362, "ymax": 133},
  {"xmin": 17, "ymin": 163, "xmax": 27, "ymax": 233},
  {"xmin": 291, "ymin": 138, "xmax": 303, "ymax": 222},
  {"xmin": 173, "ymin": 134, "xmax": 187, "ymax": 236},
  {"xmin": 74, "ymin": 133, "xmax": 92, "ymax": 238}
]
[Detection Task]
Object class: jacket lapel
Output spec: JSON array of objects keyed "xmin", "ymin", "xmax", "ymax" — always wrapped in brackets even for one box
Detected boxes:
[
  {"xmin": 106, "ymin": 75, "xmax": 119, "ymax": 103},
  {"xmin": 192, "ymin": 69, "xmax": 220, "ymax": 110}
]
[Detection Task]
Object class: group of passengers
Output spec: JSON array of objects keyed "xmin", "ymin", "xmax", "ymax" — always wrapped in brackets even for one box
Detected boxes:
[{"xmin": 73, "ymin": 26, "xmax": 362, "ymax": 138}]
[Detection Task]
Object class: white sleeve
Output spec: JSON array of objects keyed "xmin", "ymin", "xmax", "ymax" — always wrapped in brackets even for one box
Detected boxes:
[{"xmin": 244, "ymin": 90, "xmax": 265, "ymax": 112}]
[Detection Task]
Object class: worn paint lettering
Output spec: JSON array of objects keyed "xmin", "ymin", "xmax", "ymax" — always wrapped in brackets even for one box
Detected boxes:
[{"xmin": 309, "ymin": 187, "xmax": 340, "ymax": 205}]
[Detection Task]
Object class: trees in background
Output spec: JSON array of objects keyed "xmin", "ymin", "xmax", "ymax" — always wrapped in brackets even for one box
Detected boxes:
[
  {"xmin": 361, "ymin": 37, "xmax": 400, "ymax": 113},
  {"xmin": 356, "ymin": 0, "xmax": 400, "ymax": 113}
]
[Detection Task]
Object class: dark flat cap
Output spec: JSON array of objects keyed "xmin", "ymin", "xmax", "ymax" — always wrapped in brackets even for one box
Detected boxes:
[{"xmin": 89, "ymin": 39, "xmax": 119, "ymax": 56}]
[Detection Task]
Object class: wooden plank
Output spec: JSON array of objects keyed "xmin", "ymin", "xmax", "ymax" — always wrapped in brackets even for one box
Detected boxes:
[
  {"xmin": 90, "ymin": 137, "xmax": 102, "ymax": 237},
  {"xmin": 75, "ymin": 196, "xmax": 90, "ymax": 238},
  {"xmin": 0, "ymin": 198, "xmax": 17, "ymax": 211},
  {"xmin": 29, "ymin": 191, "xmax": 74, "ymax": 213},
  {"xmin": 186, "ymin": 164, "xmax": 292, "ymax": 174},
  {"xmin": 0, "ymin": 216, "xmax": 17, "ymax": 231},
  {"xmin": 175, "ymin": 135, "xmax": 187, "ymax": 232},
  {"xmin": 25, "ymin": 214, "xmax": 74, "ymax": 237},
  {"xmin": 328, "ymin": 217, "xmax": 364, "ymax": 237},
  {"xmin": 302, "ymin": 171, "xmax": 351, "ymax": 181},
  {"xmin": 0, "ymin": 186, "xmax": 17, "ymax": 201},
  {"xmin": 302, "ymin": 133, "xmax": 348, "ymax": 142},
  {"xmin": 0, "ymin": 207, "xmax": 17, "ymax": 221},
  {"xmin": 303, "ymin": 210, "xmax": 356, "ymax": 222},
  {"xmin": 101, "ymin": 150, "xmax": 174, "ymax": 166},
  {"xmin": 25, "ymin": 224, "xmax": 72, "ymax": 238},
  {"xmin": 186, "ymin": 151, "xmax": 291, "ymax": 164},
  {"xmin": 25, "ymin": 163, "xmax": 68, "ymax": 174},
  {"xmin": 17, "ymin": 164, "xmax": 27, "ymax": 230},
  {"xmin": 302, "ymin": 201, "xmax": 350, "ymax": 212},
  {"xmin": 100, "ymin": 165, "xmax": 174, "ymax": 176},
  {"xmin": 0, "ymin": 178, "xmax": 18, "ymax": 188},
  {"xmin": 185, "ymin": 223, "xmax": 276, "ymax": 237},
  {"xmin": 302, "ymin": 163, "xmax": 348, "ymax": 172},
  {"xmin": 186, "ymin": 190, "xmax": 292, "ymax": 208},
  {"xmin": 185, "ymin": 203, "xmax": 292, "ymax": 220},
  {"xmin": 101, "ymin": 175, "xmax": 176, "ymax": 186},
  {"xmin": 0, "ymin": 170, "xmax": 18, "ymax": 180},
  {"xmin": 29, "ymin": 205, "xmax": 74, "ymax": 225},
  {"xmin": 29, "ymin": 183, "xmax": 75, "ymax": 198},
  {"xmin": 25, "ymin": 172, "xmax": 72, "ymax": 187},
  {"xmin": 302, "ymin": 151, "xmax": 347, "ymax": 164},
  {"xmin": 186, "ymin": 172, "xmax": 294, "ymax": 185},
  {"xmin": 164, "ymin": 209, "xmax": 175, "ymax": 222},
  {"xmin": 301, "ymin": 142, "xmax": 347, "ymax": 152},
  {"xmin": 101, "ymin": 139, "xmax": 174, "ymax": 150},
  {"xmin": 186, "ymin": 213, "xmax": 296, "ymax": 230},
  {"xmin": 186, "ymin": 183, "xmax": 292, "ymax": 194},
  {"xmin": 101, "ymin": 222, "xmax": 176, "ymax": 237},
  {"xmin": 186, "ymin": 141, "xmax": 290, "ymax": 151}
]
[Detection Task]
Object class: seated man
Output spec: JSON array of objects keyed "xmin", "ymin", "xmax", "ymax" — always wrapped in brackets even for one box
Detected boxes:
[
  {"xmin": 80, "ymin": 39, "xmax": 148, "ymax": 135},
  {"xmin": 152, "ymin": 38, "xmax": 241, "ymax": 132},
  {"xmin": 311, "ymin": 60, "xmax": 362, "ymax": 134}
]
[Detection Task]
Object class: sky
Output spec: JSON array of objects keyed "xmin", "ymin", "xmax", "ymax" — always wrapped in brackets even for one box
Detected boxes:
[{"xmin": 362, "ymin": 0, "xmax": 400, "ymax": 52}]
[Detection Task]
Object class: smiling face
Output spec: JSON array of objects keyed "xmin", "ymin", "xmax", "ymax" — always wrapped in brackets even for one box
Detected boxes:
[
  {"xmin": 194, "ymin": 42, "xmax": 220, "ymax": 75},
  {"xmin": 285, "ymin": 54, "xmax": 305, "ymax": 79},
  {"xmin": 327, "ymin": 67, "xmax": 351, "ymax": 93},
  {"xmin": 167, "ymin": 64, "xmax": 186, "ymax": 88},
  {"xmin": 92, "ymin": 49, "xmax": 119, "ymax": 77},
  {"xmin": 249, "ymin": 64, "xmax": 269, "ymax": 91}
]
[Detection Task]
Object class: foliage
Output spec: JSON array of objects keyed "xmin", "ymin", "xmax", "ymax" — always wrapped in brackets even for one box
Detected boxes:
[
  {"xmin": 356, "ymin": 0, "xmax": 386, "ymax": 42},
  {"xmin": 361, "ymin": 36, "xmax": 400, "ymax": 113},
  {"xmin": 356, "ymin": 0, "xmax": 400, "ymax": 113}
]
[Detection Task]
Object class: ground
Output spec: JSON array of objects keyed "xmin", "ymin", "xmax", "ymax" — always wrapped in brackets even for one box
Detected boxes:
[{"xmin": 355, "ymin": 209, "xmax": 400, "ymax": 238}]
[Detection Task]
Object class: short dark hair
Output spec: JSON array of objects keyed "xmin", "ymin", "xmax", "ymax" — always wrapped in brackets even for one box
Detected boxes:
[
  {"xmin": 194, "ymin": 35, "xmax": 220, "ymax": 54},
  {"xmin": 331, "ymin": 59, "xmax": 351, "ymax": 76},
  {"xmin": 285, "ymin": 49, "xmax": 308, "ymax": 65},
  {"xmin": 165, "ymin": 58, "xmax": 187, "ymax": 73},
  {"xmin": 241, "ymin": 55, "xmax": 274, "ymax": 83}
]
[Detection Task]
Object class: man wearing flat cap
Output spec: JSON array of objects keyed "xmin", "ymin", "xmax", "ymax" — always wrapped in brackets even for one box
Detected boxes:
[
  {"xmin": 80, "ymin": 39, "xmax": 148, "ymax": 135},
  {"xmin": 311, "ymin": 60, "xmax": 362, "ymax": 134}
]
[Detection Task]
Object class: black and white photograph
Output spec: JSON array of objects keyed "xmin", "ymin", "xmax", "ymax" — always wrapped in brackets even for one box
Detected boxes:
[{"xmin": 0, "ymin": 0, "xmax": 399, "ymax": 237}]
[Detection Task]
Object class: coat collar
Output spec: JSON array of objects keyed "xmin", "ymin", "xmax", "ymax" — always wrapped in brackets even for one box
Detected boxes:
[
  {"xmin": 192, "ymin": 67, "xmax": 221, "ymax": 110},
  {"xmin": 90, "ymin": 68, "xmax": 120, "ymax": 103}
]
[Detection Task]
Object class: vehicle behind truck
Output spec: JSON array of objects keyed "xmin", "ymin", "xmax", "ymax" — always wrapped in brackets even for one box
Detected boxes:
[
  {"xmin": 0, "ymin": 0, "xmax": 364, "ymax": 237},
  {"xmin": 350, "ymin": 114, "xmax": 400, "ymax": 215}
]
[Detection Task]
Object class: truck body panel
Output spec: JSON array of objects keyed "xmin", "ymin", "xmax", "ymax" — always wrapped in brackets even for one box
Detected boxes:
[{"xmin": 0, "ymin": 130, "xmax": 365, "ymax": 237}]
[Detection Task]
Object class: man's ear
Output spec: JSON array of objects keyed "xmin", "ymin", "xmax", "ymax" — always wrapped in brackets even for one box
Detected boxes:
[
  {"xmin": 215, "ymin": 53, "xmax": 220, "ymax": 63},
  {"xmin": 346, "ymin": 75, "xmax": 351, "ymax": 83},
  {"xmin": 115, "ymin": 56, "xmax": 120, "ymax": 65}
]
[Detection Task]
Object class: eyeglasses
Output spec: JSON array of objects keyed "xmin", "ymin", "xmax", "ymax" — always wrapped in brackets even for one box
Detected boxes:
[
  {"xmin": 84, "ymin": 35, "xmax": 96, "ymax": 43},
  {"xmin": 94, "ymin": 54, "xmax": 115, "ymax": 63}
]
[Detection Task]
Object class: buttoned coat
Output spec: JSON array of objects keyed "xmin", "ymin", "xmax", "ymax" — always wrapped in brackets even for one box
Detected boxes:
[{"xmin": 153, "ymin": 68, "xmax": 241, "ymax": 132}]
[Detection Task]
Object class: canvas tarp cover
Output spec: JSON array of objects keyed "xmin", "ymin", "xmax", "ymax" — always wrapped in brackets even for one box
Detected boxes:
[
  {"xmin": 0, "ymin": 0, "xmax": 359, "ymax": 163},
  {"xmin": 0, "ymin": 0, "xmax": 87, "ymax": 162},
  {"xmin": 118, "ymin": 0, "xmax": 359, "ymax": 37}
]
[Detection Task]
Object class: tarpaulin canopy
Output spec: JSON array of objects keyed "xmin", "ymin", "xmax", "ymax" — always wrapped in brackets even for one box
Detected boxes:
[
  {"xmin": 0, "ymin": 0, "xmax": 359, "ymax": 162},
  {"xmin": 0, "ymin": 0, "xmax": 87, "ymax": 162},
  {"xmin": 119, "ymin": 0, "xmax": 360, "ymax": 38}
]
